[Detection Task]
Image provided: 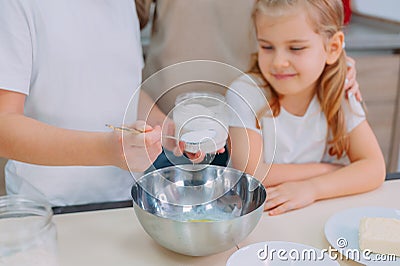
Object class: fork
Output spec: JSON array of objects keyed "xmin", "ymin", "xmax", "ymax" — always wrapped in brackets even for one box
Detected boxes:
[
  {"xmin": 106, "ymin": 124, "xmax": 179, "ymax": 141},
  {"xmin": 105, "ymin": 124, "xmax": 145, "ymax": 134}
]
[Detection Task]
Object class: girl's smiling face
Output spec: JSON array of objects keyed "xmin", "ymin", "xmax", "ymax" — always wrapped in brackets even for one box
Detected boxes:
[{"xmin": 255, "ymin": 6, "xmax": 329, "ymax": 100}]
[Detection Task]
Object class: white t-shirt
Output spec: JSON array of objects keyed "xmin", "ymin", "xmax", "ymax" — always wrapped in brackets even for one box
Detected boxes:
[
  {"xmin": 226, "ymin": 74, "xmax": 366, "ymax": 165},
  {"xmin": 0, "ymin": 0, "xmax": 144, "ymax": 206}
]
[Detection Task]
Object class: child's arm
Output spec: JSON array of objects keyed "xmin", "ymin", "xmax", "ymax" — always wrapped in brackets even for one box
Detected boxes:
[
  {"xmin": 264, "ymin": 120, "xmax": 385, "ymax": 215},
  {"xmin": 229, "ymin": 127, "xmax": 344, "ymax": 186},
  {"xmin": 308, "ymin": 120, "xmax": 385, "ymax": 199},
  {"xmin": 0, "ymin": 89, "xmax": 162, "ymax": 172}
]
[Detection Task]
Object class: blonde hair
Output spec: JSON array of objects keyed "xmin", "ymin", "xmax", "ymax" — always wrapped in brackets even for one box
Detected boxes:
[{"xmin": 249, "ymin": 0, "xmax": 348, "ymax": 158}]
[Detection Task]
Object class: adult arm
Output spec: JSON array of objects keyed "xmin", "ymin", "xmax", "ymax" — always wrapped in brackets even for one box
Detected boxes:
[
  {"xmin": 135, "ymin": 0, "xmax": 153, "ymax": 29},
  {"xmin": 344, "ymin": 56, "xmax": 362, "ymax": 101},
  {"xmin": 138, "ymin": 90, "xmax": 168, "ymax": 127}
]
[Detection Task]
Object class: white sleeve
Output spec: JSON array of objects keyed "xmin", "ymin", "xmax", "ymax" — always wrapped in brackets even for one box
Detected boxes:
[
  {"xmin": 343, "ymin": 93, "xmax": 366, "ymax": 133},
  {"xmin": 225, "ymin": 75, "xmax": 267, "ymax": 132},
  {"xmin": 0, "ymin": 0, "xmax": 32, "ymax": 94}
]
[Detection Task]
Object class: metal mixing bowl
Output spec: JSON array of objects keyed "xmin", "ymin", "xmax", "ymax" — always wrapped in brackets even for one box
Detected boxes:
[{"xmin": 131, "ymin": 165, "xmax": 266, "ymax": 256}]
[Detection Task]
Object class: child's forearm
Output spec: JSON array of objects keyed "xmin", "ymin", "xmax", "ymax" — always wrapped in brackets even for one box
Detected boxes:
[
  {"xmin": 0, "ymin": 113, "xmax": 119, "ymax": 167},
  {"xmin": 308, "ymin": 158, "xmax": 385, "ymax": 201},
  {"xmin": 255, "ymin": 161, "xmax": 343, "ymax": 187}
]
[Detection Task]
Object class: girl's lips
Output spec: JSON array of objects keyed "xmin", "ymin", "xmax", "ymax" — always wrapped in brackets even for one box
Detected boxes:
[{"xmin": 272, "ymin": 73, "xmax": 297, "ymax": 80}]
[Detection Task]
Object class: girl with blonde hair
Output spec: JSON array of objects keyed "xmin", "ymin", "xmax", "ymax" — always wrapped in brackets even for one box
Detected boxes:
[{"xmin": 227, "ymin": 0, "xmax": 385, "ymax": 215}]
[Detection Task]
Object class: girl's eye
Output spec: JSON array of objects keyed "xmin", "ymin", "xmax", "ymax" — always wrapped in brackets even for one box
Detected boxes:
[
  {"xmin": 261, "ymin": 46, "xmax": 273, "ymax": 50},
  {"xmin": 291, "ymin": 47, "xmax": 305, "ymax": 51}
]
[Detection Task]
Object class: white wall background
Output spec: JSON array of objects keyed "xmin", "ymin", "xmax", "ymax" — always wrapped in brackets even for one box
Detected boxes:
[{"xmin": 352, "ymin": 0, "xmax": 400, "ymax": 23}]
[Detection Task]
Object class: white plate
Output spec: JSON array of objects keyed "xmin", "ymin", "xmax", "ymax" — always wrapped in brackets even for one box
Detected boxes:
[
  {"xmin": 324, "ymin": 206, "xmax": 400, "ymax": 265},
  {"xmin": 226, "ymin": 241, "xmax": 339, "ymax": 266}
]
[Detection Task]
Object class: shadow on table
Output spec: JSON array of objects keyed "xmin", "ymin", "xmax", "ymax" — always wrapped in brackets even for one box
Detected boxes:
[
  {"xmin": 52, "ymin": 200, "xmax": 133, "ymax": 215},
  {"xmin": 386, "ymin": 172, "xmax": 400, "ymax": 181}
]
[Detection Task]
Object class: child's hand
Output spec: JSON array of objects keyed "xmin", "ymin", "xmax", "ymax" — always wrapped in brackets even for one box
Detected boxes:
[
  {"xmin": 160, "ymin": 117, "xmax": 177, "ymax": 151},
  {"xmin": 162, "ymin": 118, "xmax": 226, "ymax": 164},
  {"xmin": 118, "ymin": 121, "xmax": 162, "ymax": 172},
  {"xmin": 174, "ymin": 142, "xmax": 225, "ymax": 164},
  {"xmin": 264, "ymin": 180, "xmax": 317, "ymax": 216},
  {"xmin": 161, "ymin": 119, "xmax": 205, "ymax": 162},
  {"xmin": 173, "ymin": 141, "xmax": 205, "ymax": 163}
]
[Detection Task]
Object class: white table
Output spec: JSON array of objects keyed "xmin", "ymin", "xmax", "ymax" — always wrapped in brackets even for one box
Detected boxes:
[{"xmin": 54, "ymin": 180, "xmax": 400, "ymax": 266}]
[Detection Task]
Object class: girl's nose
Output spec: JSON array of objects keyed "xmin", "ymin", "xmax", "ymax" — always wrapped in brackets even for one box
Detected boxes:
[{"xmin": 272, "ymin": 51, "xmax": 290, "ymax": 69}]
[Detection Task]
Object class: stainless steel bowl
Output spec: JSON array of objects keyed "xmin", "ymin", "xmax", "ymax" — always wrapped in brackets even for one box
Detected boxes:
[{"xmin": 131, "ymin": 165, "xmax": 266, "ymax": 256}]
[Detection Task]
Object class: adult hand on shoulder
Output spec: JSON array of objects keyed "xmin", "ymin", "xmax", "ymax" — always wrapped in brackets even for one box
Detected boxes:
[
  {"xmin": 344, "ymin": 56, "xmax": 362, "ymax": 102},
  {"xmin": 264, "ymin": 180, "xmax": 317, "ymax": 216},
  {"xmin": 111, "ymin": 120, "xmax": 162, "ymax": 172}
]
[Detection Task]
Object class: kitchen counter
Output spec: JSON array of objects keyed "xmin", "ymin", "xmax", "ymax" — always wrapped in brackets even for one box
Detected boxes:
[
  {"xmin": 345, "ymin": 15, "xmax": 400, "ymax": 52},
  {"xmin": 54, "ymin": 180, "xmax": 400, "ymax": 266}
]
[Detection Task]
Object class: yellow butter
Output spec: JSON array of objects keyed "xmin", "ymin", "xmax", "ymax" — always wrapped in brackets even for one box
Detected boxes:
[{"xmin": 188, "ymin": 219, "xmax": 214, "ymax": 222}]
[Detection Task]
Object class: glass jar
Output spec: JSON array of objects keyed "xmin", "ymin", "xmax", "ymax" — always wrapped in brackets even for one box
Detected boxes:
[
  {"xmin": 0, "ymin": 195, "xmax": 59, "ymax": 266},
  {"xmin": 173, "ymin": 92, "xmax": 229, "ymax": 154}
]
